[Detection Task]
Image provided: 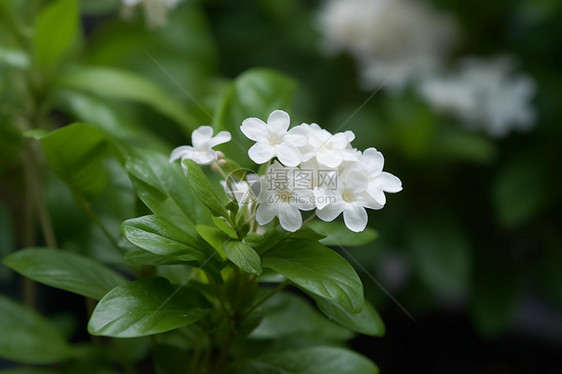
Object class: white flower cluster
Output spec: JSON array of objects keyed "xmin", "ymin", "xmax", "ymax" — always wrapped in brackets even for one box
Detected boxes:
[
  {"xmin": 122, "ymin": 0, "xmax": 181, "ymax": 28},
  {"xmin": 242, "ymin": 110, "xmax": 402, "ymax": 232},
  {"xmin": 417, "ymin": 57, "xmax": 537, "ymax": 137},
  {"xmin": 170, "ymin": 110, "xmax": 402, "ymax": 233},
  {"xmin": 317, "ymin": 0, "xmax": 456, "ymax": 93}
]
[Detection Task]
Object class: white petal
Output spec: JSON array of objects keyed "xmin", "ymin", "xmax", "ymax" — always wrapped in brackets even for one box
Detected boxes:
[
  {"xmin": 267, "ymin": 110, "xmax": 290, "ymax": 135},
  {"xmin": 367, "ymin": 185, "xmax": 386, "ymax": 205},
  {"xmin": 275, "ymin": 143, "xmax": 302, "ymax": 167},
  {"xmin": 170, "ymin": 146, "xmax": 194, "ymax": 162},
  {"xmin": 329, "ymin": 132, "xmax": 351, "ymax": 150},
  {"xmin": 278, "ymin": 205, "xmax": 303, "ymax": 232},
  {"xmin": 208, "ymin": 131, "xmax": 232, "ymax": 147},
  {"xmin": 344, "ymin": 130, "xmax": 355, "ymax": 143},
  {"xmin": 285, "ymin": 126, "xmax": 308, "ymax": 146},
  {"xmin": 189, "ymin": 150, "xmax": 216, "ymax": 165},
  {"xmin": 256, "ymin": 204, "xmax": 277, "ymax": 226},
  {"xmin": 191, "ymin": 126, "xmax": 213, "ymax": 149},
  {"xmin": 373, "ymin": 172, "xmax": 402, "ymax": 193},
  {"xmin": 248, "ymin": 142, "xmax": 276, "ymax": 164},
  {"xmin": 316, "ymin": 202, "xmax": 345, "ymax": 222},
  {"xmin": 241, "ymin": 118, "xmax": 268, "ymax": 141},
  {"xmin": 317, "ymin": 151, "xmax": 343, "ymax": 168},
  {"xmin": 362, "ymin": 148, "xmax": 384, "ymax": 175},
  {"xmin": 343, "ymin": 204, "xmax": 368, "ymax": 232}
]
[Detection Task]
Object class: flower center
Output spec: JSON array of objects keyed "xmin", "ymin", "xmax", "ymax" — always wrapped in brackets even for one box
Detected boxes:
[
  {"xmin": 269, "ymin": 134, "xmax": 283, "ymax": 145},
  {"xmin": 342, "ymin": 190, "xmax": 355, "ymax": 202}
]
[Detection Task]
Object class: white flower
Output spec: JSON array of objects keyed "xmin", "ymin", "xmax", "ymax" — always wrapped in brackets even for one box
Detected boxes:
[
  {"xmin": 316, "ymin": 168, "xmax": 382, "ymax": 233},
  {"xmin": 255, "ymin": 162, "xmax": 315, "ymax": 232},
  {"xmin": 122, "ymin": 0, "xmax": 181, "ymax": 28},
  {"xmin": 353, "ymin": 148, "xmax": 403, "ymax": 205},
  {"xmin": 241, "ymin": 110, "xmax": 308, "ymax": 167},
  {"xmin": 317, "ymin": 0, "xmax": 456, "ymax": 92},
  {"xmin": 221, "ymin": 174, "xmax": 260, "ymax": 205},
  {"xmin": 170, "ymin": 126, "xmax": 231, "ymax": 168},
  {"xmin": 417, "ymin": 57, "xmax": 537, "ymax": 137},
  {"xmin": 297, "ymin": 123, "xmax": 358, "ymax": 168}
]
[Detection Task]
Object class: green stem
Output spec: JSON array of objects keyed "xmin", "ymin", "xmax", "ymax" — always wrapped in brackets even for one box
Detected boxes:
[
  {"xmin": 301, "ymin": 212, "xmax": 317, "ymax": 229},
  {"xmin": 244, "ymin": 279, "xmax": 291, "ymax": 318}
]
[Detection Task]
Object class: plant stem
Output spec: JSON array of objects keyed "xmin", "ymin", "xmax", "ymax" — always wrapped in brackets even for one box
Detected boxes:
[
  {"xmin": 301, "ymin": 212, "xmax": 317, "ymax": 228},
  {"xmin": 244, "ymin": 279, "xmax": 291, "ymax": 318}
]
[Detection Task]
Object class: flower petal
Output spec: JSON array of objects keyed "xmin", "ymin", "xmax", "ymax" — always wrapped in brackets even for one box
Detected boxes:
[
  {"xmin": 316, "ymin": 201, "xmax": 345, "ymax": 222},
  {"xmin": 285, "ymin": 125, "xmax": 308, "ymax": 146},
  {"xmin": 275, "ymin": 143, "xmax": 302, "ymax": 167},
  {"xmin": 343, "ymin": 204, "xmax": 368, "ymax": 232},
  {"xmin": 267, "ymin": 110, "xmax": 290, "ymax": 135},
  {"xmin": 366, "ymin": 185, "xmax": 386, "ymax": 205},
  {"xmin": 241, "ymin": 118, "xmax": 268, "ymax": 141},
  {"xmin": 373, "ymin": 172, "xmax": 402, "ymax": 193},
  {"xmin": 248, "ymin": 142, "xmax": 276, "ymax": 164},
  {"xmin": 278, "ymin": 205, "xmax": 303, "ymax": 232},
  {"xmin": 191, "ymin": 126, "xmax": 213, "ymax": 149},
  {"xmin": 317, "ymin": 151, "xmax": 343, "ymax": 168},
  {"xmin": 169, "ymin": 146, "xmax": 194, "ymax": 162},
  {"xmin": 208, "ymin": 131, "xmax": 232, "ymax": 147},
  {"xmin": 189, "ymin": 150, "xmax": 216, "ymax": 165},
  {"xmin": 362, "ymin": 148, "xmax": 384, "ymax": 175},
  {"xmin": 256, "ymin": 203, "xmax": 277, "ymax": 226}
]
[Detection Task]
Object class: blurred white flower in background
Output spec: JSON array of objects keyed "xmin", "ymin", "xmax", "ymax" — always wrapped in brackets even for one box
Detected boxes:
[
  {"xmin": 170, "ymin": 125, "xmax": 231, "ymax": 168},
  {"xmin": 122, "ymin": 0, "xmax": 181, "ymax": 28},
  {"xmin": 317, "ymin": 0, "xmax": 456, "ymax": 93},
  {"xmin": 418, "ymin": 57, "xmax": 537, "ymax": 137}
]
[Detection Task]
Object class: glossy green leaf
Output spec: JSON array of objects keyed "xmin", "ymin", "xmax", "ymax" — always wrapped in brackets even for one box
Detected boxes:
[
  {"xmin": 3, "ymin": 248, "xmax": 127, "ymax": 300},
  {"xmin": 57, "ymin": 67, "xmax": 197, "ymax": 131},
  {"xmin": 0, "ymin": 295, "xmax": 70, "ymax": 364},
  {"xmin": 88, "ymin": 277, "xmax": 209, "ymax": 337},
  {"xmin": 122, "ymin": 215, "xmax": 208, "ymax": 262},
  {"xmin": 38, "ymin": 123, "xmax": 108, "ymax": 196},
  {"xmin": 33, "ymin": 0, "xmax": 78, "ymax": 70},
  {"xmin": 212, "ymin": 215, "xmax": 238, "ymax": 239},
  {"xmin": 125, "ymin": 149, "xmax": 206, "ymax": 228},
  {"xmin": 214, "ymin": 68, "xmax": 297, "ymax": 165},
  {"xmin": 262, "ymin": 240, "xmax": 364, "ymax": 312},
  {"xmin": 228, "ymin": 346, "xmax": 378, "ymax": 374},
  {"xmin": 314, "ymin": 297, "xmax": 385, "ymax": 337},
  {"xmin": 222, "ymin": 239, "xmax": 262, "ymax": 275},
  {"xmin": 184, "ymin": 160, "xmax": 228, "ymax": 218},
  {"xmin": 250, "ymin": 292, "xmax": 351, "ymax": 341},
  {"xmin": 308, "ymin": 221, "xmax": 378, "ymax": 247}
]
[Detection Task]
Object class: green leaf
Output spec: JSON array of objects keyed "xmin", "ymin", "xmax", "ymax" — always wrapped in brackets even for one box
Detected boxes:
[
  {"xmin": 88, "ymin": 277, "xmax": 209, "ymax": 338},
  {"xmin": 250, "ymin": 292, "xmax": 351, "ymax": 341},
  {"xmin": 122, "ymin": 215, "xmax": 209, "ymax": 263},
  {"xmin": 33, "ymin": 0, "xmax": 79, "ymax": 70},
  {"xmin": 228, "ymin": 346, "xmax": 378, "ymax": 374},
  {"xmin": 184, "ymin": 160, "xmax": 228, "ymax": 218},
  {"xmin": 3, "ymin": 248, "xmax": 127, "ymax": 300},
  {"xmin": 0, "ymin": 369, "xmax": 61, "ymax": 374},
  {"xmin": 212, "ymin": 215, "xmax": 238, "ymax": 239},
  {"xmin": 0, "ymin": 295, "xmax": 70, "ymax": 364},
  {"xmin": 0, "ymin": 204, "xmax": 14, "ymax": 281},
  {"xmin": 308, "ymin": 221, "xmax": 378, "ymax": 247},
  {"xmin": 262, "ymin": 240, "xmax": 364, "ymax": 313},
  {"xmin": 57, "ymin": 67, "xmax": 197, "ymax": 132},
  {"xmin": 38, "ymin": 123, "xmax": 108, "ymax": 196},
  {"xmin": 222, "ymin": 239, "xmax": 262, "ymax": 275},
  {"xmin": 196, "ymin": 225, "xmax": 227, "ymax": 257},
  {"xmin": 214, "ymin": 68, "xmax": 297, "ymax": 165},
  {"xmin": 314, "ymin": 297, "xmax": 385, "ymax": 337},
  {"xmin": 125, "ymin": 149, "xmax": 206, "ymax": 227}
]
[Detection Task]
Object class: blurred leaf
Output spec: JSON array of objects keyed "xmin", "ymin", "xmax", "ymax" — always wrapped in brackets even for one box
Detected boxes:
[
  {"xmin": 262, "ymin": 240, "xmax": 364, "ymax": 313},
  {"xmin": 492, "ymin": 154, "xmax": 549, "ymax": 228},
  {"xmin": 314, "ymin": 297, "xmax": 385, "ymax": 337},
  {"xmin": 0, "ymin": 369, "xmax": 61, "ymax": 374},
  {"xmin": 222, "ymin": 239, "xmax": 262, "ymax": 275},
  {"xmin": 214, "ymin": 68, "xmax": 297, "ymax": 165},
  {"xmin": 0, "ymin": 46, "xmax": 29, "ymax": 68},
  {"xmin": 0, "ymin": 295, "xmax": 70, "ymax": 364},
  {"xmin": 122, "ymin": 215, "xmax": 209, "ymax": 262},
  {"xmin": 434, "ymin": 127, "xmax": 496, "ymax": 164},
  {"xmin": 228, "ymin": 346, "xmax": 378, "ymax": 374},
  {"xmin": 57, "ymin": 67, "xmax": 197, "ymax": 132},
  {"xmin": 0, "ymin": 204, "xmax": 14, "ymax": 281},
  {"xmin": 33, "ymin": 0, "xmax": 78, "ymax": 70},
  {"xmin": 250, "ymin": 292, "xmax": 351, "ymax": 341},
  {"xmin": 184, "ymin": 160, "xmax": 228, "ymax": 218},
  {"xmin": 410, "ymin": 218, "xmax": 471, "ymax": 299},
  {"xmin": 153, "ymin": 344, "xmax": 188, "ymax": 374},
  {"xmin": 38, "ymin": 123, "xmax": 108, "ymax": 196},
  {"xmin": 88, "ymin": 277, "xmax": 209, "ymax": 338},
  {"xmin": 3, "ymin": 248, "xmax": 127, "ymax": 300},
  {"xmin": 125, "ymin": 149, "xmax": 206, "ymax": 228},
  {"xmin": 308, "ymin": 221, "xmax": 378, "ymax": 247}
]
